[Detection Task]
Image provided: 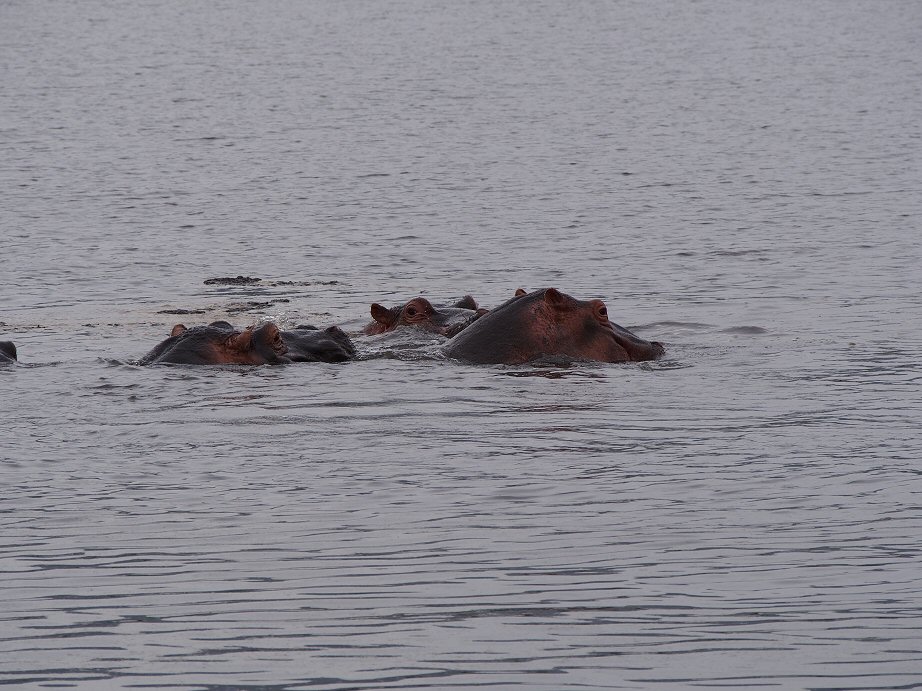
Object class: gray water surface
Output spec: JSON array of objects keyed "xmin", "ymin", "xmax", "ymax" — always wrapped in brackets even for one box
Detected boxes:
[{"xmin": 2, "ymin": 1, "xmax": 921, "ymax": 688}]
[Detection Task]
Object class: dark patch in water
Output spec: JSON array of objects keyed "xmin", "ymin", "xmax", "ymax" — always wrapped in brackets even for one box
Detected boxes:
[
  {"xmin": 265, "ymin": 279, "xmax": 345, "ymax": 287},
  {"xmin": 503, "ymin": 369, "xmax": 605, "ymax": 379},
  {"xmin": 225, "ymin": 299, "xmax": 290, "ymax": 314},
  {"xmin": 504, "ymin": 370, "xmax": 572, "ymax": 379},
  {"xmin": 712, "ymin": 249, "xmax": 769, "ymax": 257},
  {"xmin": 204, "ymin": 276, "xmax": 262, "ymax": 286},
  {"xmin": 722, "ymin": 326, "xmax": 768, "ymax": 335}
]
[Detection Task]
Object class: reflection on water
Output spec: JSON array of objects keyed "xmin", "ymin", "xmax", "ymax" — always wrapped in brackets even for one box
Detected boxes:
[
  {"xmin": 501, "ymin": 368, "xmax": 606, "ymax": 379},
  {"xmin": 2, "ymin": 0, "xmax": 922, "ymax": 688}
]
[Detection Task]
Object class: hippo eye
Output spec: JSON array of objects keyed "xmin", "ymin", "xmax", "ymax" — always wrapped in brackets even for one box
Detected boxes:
[
  {"xmin": 406, "ymin": 307, "xmax": 418, "ymax": 317},
  {"xmin": 599, "ymin": 306, "xmax": 607, "ymax": 316}
]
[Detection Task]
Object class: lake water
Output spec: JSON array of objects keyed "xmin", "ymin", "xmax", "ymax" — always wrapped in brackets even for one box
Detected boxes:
[{"xmin": 2, "ymin": 0, "xmax": 921, "ymax": 688}]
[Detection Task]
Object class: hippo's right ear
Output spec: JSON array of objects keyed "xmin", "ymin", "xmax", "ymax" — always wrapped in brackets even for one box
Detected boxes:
[
  {"xmin": 370, "ymin": 303, "xmax": 397, "ymax": 327},
  {"xmin": 514, "ymin": 288, "xmax": 527, "ymax": 297},
  {"xmin": 170, "ymin": 324, "xmax": 188, "ymax": 337}
]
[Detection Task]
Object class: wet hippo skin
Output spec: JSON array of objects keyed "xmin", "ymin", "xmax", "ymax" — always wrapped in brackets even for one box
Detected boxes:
[{"xmin": 443, "ymin": 288, "xmax": 664, "ymax": 365}]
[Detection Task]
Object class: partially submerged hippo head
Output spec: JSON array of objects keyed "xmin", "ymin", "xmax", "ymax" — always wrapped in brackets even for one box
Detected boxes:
[
  {"xmin": 443, "ymin": 288, "xmax": 664, "ymax": 365},
  {"xmin": 139, "ymin": 321, "xmax": 288, "ymax": 365},
  {"xmin": 282, "ymin": 325, "xmax": 356, "ymax": 363},
  {"xmin": 363, "ymin": 295, "xmax": 485, "ymax": 337},
  {"xmin": 0, "ymin": 341, "xmax": 17, "ymax": 364}
]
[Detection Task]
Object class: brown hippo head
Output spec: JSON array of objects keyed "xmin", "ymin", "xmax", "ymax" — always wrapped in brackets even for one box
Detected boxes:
[
  {"xmin": 363, "ymin": 296, "xmax": 484, "ymax": 337},
  {"xmin": 443, "ymin": 288, "xmax": 664, "ymax": 365},
  {"xmin": 139, "ymin": 321, "xmax": 288, "ymax": 365}
]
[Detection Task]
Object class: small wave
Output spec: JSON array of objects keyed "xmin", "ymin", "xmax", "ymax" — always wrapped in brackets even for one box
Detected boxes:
[
  {"xmin": 721, "ymin": 326, "xmax": 769, "ymax": 335},
  {"xmin": 634, "ymin": 321, "xmax": 714, "ymax": 330}
]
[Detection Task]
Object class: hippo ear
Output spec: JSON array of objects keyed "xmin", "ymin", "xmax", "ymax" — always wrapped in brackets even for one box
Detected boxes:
[
  {"xmin": 543, "ymin": 288, "xmax": 567, "ymax": 309},
  {"xmin": 514, "ymin": 288, "xmax": 527, "ymax": 297},
  {"xmin": 454, "ymin": 295, "xmax": 478, "ymax": 310},
  {"xmin": 370, "ymin": 303, "xmax": 397, "ymax": 327},
  {"xmin": 170, "ymin": 324, "xmax": 187, "ymax": 337}
]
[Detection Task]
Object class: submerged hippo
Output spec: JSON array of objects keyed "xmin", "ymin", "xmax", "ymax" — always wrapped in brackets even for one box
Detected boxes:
[
  {"xmin": 363, "ymin": 295, "xmax": 486, "ymax": 337},
  {"xmin": 139, "ymin": 321, "xmax": 289, "ymax": 365},
  {"xmin": 442, "ymin": 288, "xmax": 664, "ymax": 365},
  {"xmin": 0, "ymin": 341, "xmax": 17, "ymax": 364},
  {"xmin": 282, "ymin": 324, "xmax": 356, "ymax": 362},
  {"xmin": 140, "ymin": 321, "xmax": 356, "ymax": 365}
]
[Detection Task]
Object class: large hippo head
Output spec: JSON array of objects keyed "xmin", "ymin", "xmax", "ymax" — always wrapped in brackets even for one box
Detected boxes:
[
  {"xmin": 0, "ymin": 341, "xmax": 17, "ymax": 364},
  {"xmin": 363, "ymin": 296, "xmax": 485, "ymax": 337},
  {"xmin": 139, "ymin": 321, "xmax": 288, "ymax": 365},
  {"xmin": 443, "ymin": 288, "xmax": 664, "ymax": 365},
  {"xmin": 282, "ymin": 325, "xmax": 356, "ymax": 363}
]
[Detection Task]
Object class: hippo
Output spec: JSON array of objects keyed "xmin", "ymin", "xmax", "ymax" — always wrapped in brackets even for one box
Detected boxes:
[
  {"xmin": 281, "ymin": 324, "xmax": 356, "ymax": 362},
  {"xmin": 139, "ymin": 321, "xmax": 289, "ymax": 365},
  {"xmin": 140, "ymin": 321, "xmax": 356, "ymax": 365},
  {"xmin": 362, "ymin": 295, "xmax": 486, "ymax": 337},
  {"xmin": 442, "ymin": 288, "xmax": 665, "ymax": 365},
  {"xmin": 0, "ymin": 341, "xmax": 17, "ymax": 364}
]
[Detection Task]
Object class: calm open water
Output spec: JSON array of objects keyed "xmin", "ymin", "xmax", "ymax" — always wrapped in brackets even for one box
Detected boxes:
[{"xmin": 2, "ymin": 0, "xmax": 921, "ymax": 688}]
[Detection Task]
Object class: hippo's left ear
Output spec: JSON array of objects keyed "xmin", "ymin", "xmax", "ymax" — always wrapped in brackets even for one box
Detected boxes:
[
  {"xmin": 370, "ymin": 303, "xmax": 397, "ymax": 327},
  {"xmin": 544, "ymin": 288, "xmax": 567, "ymax": 308},
  {"xmin": 170, "ymin": 324, "xmax": 188, "ymax": 337},
  {"xmin": 514, "ymin": 288, "xmax": 528, "ymax": 297}
]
